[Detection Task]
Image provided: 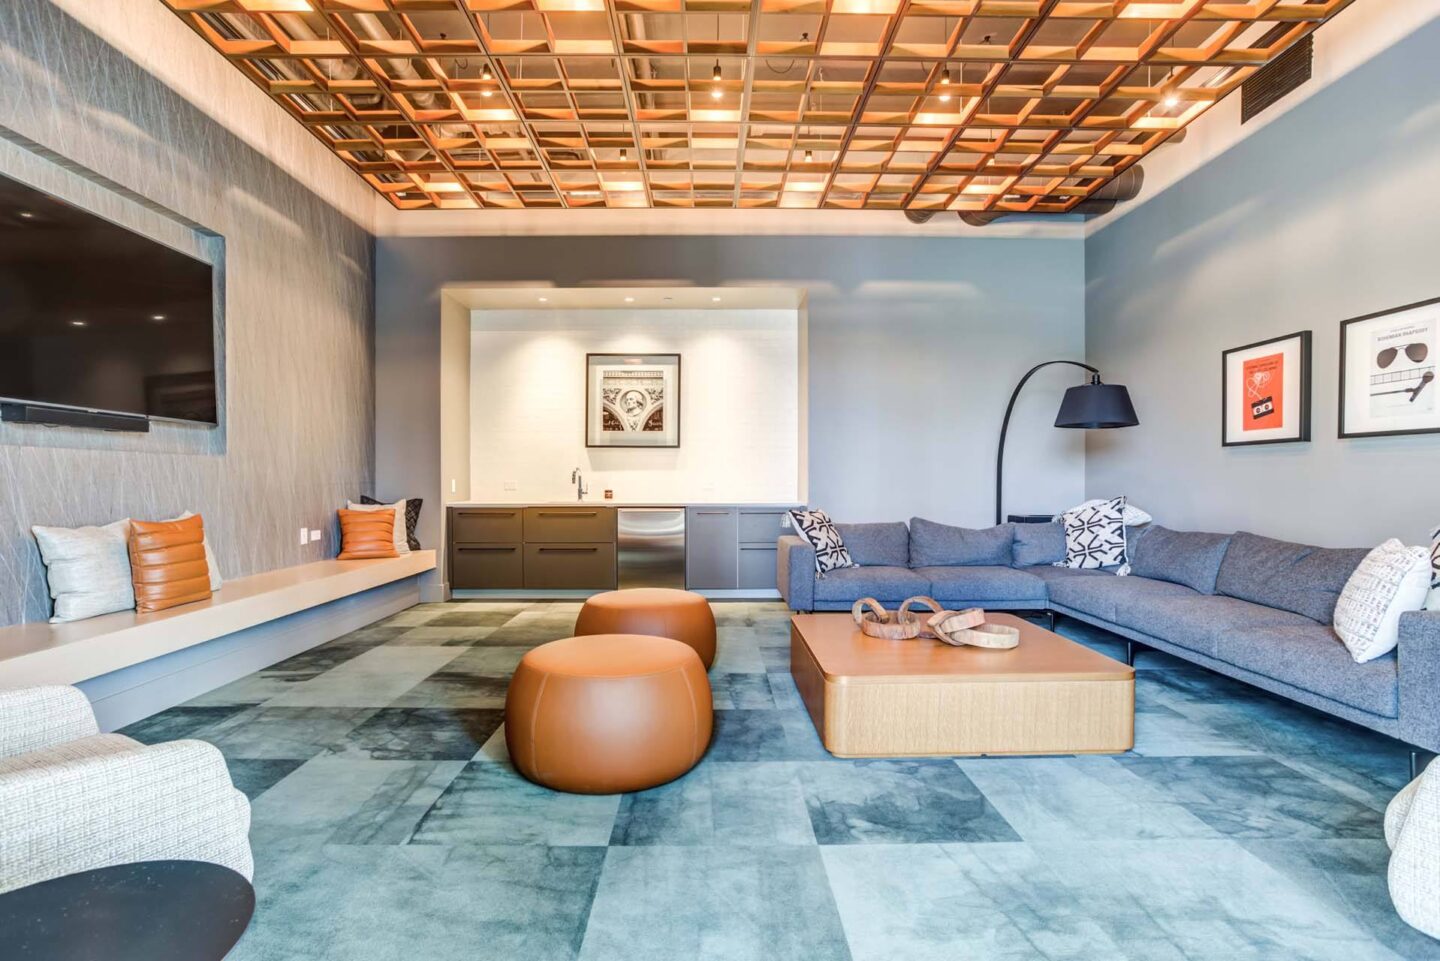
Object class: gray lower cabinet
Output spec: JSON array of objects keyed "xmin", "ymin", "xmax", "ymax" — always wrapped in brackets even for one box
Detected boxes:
[
  {"xmin": 738, "ymin": 544, "xmax": 778, "ymax": 590},
  {"xmin": 686, "ymin": 508, "xmax": 739, "ymax": 590}
]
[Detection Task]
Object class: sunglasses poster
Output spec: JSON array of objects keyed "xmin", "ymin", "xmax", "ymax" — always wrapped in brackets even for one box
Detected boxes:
[
  {"xmin": 1222, "ymin": 331, "xmax": 1311, "ymax": 446},
  {"xmin": 1341, "ymin": 298, "xmax": 1440, "ymax": 438}
]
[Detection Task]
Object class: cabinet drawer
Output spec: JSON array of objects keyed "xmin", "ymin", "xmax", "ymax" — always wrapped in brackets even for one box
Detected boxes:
[
  {"xmin": 523, "ymin": 507, "xmax": 616, "ymax": 544},
  {"xmin": 523, "ymin": 542, "xmax": 617, "ymax": 590},
  {"xmin": 451, "ymin": 543, "xmax": 523, "ymax": 589},
  {"xmin": 450, "ymin": 508, "xmax": 523, "ymax": 544},
  {"xmin": 739, "ymin": 510, "xmax": 790, "ymax": 545},
  {"xmin": 739, "ymin": 545, "xmax": 778, "ymax": 590}
]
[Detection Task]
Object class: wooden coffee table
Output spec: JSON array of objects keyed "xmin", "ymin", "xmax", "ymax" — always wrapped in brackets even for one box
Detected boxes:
[{"xmin": 790, "ymin": 612, "xmax": 1134, "ymax": 757}]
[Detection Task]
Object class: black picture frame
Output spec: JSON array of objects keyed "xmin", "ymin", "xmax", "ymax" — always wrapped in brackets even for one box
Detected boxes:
[
  {"xmin": 1221, "ymin": 330, "xmax": 1311, "ymax": 447},
  {"xmin": 1339, "ymin": 296, "xmax": 1440, "ymax": 439},
  {"xmin": 584, "ymin": 352, "xmax": 681, "ymax": 448}
]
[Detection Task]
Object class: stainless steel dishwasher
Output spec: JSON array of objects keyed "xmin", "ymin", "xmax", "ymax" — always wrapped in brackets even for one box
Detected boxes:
[{"xmin": 617, "ymin": 508, "xmax": 686, "ymax": 589}]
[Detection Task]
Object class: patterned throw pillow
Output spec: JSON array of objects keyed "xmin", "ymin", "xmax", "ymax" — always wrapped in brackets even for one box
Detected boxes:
[
  {"xmin": 361, "ymin": 495, "xmax": 422, "ymax": 551},
  {"xmin": 1333, "ymin": 539, "xmax": 1431, "ymax": 663},
  {"xmin": 1062, "ymin": 496, "xmax": 1128, "ymax": 570},
  {"xmin": 788, "ymin": 508, "xmax": 855, "ymax": 575},
  {"xmin": 1426, "ymin": 524, "xmax": 1439, "ymax": 612}
]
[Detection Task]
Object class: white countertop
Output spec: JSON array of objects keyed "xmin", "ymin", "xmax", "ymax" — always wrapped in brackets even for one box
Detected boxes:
[{"xmin": 449, "ymin": 502, "xmax": 799, "ymax": 509}]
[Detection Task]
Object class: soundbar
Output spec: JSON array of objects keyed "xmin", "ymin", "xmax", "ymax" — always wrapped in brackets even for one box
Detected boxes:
[{"xmin": 0, "ymin": 402, "xmax": 150, "ymax": 432}]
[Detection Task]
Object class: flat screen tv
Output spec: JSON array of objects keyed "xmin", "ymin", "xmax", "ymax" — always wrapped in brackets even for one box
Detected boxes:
[{"xmin": 0, "ymin": 172, "xmax": 218, "ymax": 425}]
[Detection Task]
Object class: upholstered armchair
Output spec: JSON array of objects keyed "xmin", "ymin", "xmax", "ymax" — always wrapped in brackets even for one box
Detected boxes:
[{"xmin": 0, "ymin": 686, "xmax": 252, "ymax": 894}]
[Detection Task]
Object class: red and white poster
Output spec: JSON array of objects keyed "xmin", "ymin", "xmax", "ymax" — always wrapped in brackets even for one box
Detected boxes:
[{"xmin": 1223, "ymin": 332, "xmax": 1310, "ymax": 447}]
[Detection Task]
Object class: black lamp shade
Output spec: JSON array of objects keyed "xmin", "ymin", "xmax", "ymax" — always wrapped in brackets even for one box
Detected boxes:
[{"xmin": 1054, "ymin": 382, "xmax": 1139, "ymax": 429}]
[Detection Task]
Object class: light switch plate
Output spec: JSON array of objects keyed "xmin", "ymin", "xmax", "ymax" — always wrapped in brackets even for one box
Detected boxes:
[
  {"xmin": 310, "ymin": 529, "xmax": 321, "ymax": 542},
  {"xmin": 299, "ymin": 527, "xmax": 309, "ymax": 546}
]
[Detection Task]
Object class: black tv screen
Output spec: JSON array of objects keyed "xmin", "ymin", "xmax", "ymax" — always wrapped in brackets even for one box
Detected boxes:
[{"xmin": 0, "ymin": 173, "xmax": 218, "ymax": 425}]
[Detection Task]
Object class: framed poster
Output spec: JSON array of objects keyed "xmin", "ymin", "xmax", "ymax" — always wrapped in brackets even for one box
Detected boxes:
[
  {"xmin": 585, "ymin": 353, "xmax": 680, "ymax": 448},
  {"xmin": 1340, "ymin": 297, "xmax": 1440, "ymax": 438},
  {"xmin": 1222, "ymin": 330, "xmax": 1311, "ymax": 446}
]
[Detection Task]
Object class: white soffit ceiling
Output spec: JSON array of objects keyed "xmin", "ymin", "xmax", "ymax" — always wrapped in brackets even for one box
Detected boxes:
[{"xmin": 449, "ymin": 285, "xmax": 803, "ymax": 311}]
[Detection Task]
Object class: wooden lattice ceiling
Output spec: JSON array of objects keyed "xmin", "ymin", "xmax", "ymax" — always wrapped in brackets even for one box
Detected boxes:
[{"xmin": 161, "ymin": 0, "xmax": 1355, "ymax": 213}]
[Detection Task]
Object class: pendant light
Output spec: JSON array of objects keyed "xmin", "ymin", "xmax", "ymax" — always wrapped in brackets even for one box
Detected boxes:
[{"xmin": 711, "ymin": 60, "xmax": 723, "ymax": 99}]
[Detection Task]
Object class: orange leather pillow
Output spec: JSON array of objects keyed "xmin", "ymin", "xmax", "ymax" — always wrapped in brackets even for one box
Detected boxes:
[
  {"xmin": 338, "ymin": 508, "xmax": 398, "ymax": 559},
  {"xmin": 129, "ymin": 514, "xmax": 213, "ymax": 613}
]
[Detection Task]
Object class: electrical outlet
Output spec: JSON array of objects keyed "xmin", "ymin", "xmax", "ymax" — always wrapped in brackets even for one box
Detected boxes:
[
  {"xmin": 310, "ymin": 529, "xmax": 321, "ymax": 543},
  {"xmin": 781, "ymin": 515, "xmax": 792, "ymax": 529},
  {"xmin": 299, "ymin": 527, "xmax": 309, "ymax": 546},
  {"xmin": 503, "ymin": 480, "xmax": 518, "ymax": 492}
]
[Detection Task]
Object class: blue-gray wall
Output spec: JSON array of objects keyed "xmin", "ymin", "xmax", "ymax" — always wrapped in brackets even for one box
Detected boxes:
[
  {"xmin": 0, "ymin": 1, "xmax": 375, "ymax": 624},
  {"xmin": 1085, "ymin": 17, "xmax": 1440, "ymax": 547},
  {"xmin": 375, "ymin": 234, "xmax": 1086, "ymax": 562}
]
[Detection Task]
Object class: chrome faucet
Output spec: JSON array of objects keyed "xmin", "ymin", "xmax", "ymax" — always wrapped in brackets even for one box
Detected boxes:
[{"xmin": 571, "ymin": 467, "xmax": 588, "ymax": 501}]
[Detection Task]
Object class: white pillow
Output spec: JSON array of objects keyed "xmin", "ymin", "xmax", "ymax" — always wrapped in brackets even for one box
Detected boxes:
[
  {"xmin": 1061, "ymin": 496, "xmax": 1128, "ymax": 571},
  {"xmin": 346, "ymin": 499, "xmax": 410, "ymax": 555},
  {"xmin": 167, "ymin": 512, "xmax": 223, "ymax": 592},
  {"xmin": 1057, "ymin": 498, "xmax": 1153, "ymax": 528},
  {"xmin": 1334, "ymin": 539, "xmax": 1431, "ymax": 663},
  {"xmin": 1425, "ymin": 524, "xmax": 1439, "ymax": 612},
  {"xmin": 787, "ymin": 508, "xmax": 854, "ymax": 575},
  {"xmin": 32, "ymin": 520, "xmax": 135, "ymax": 623}
]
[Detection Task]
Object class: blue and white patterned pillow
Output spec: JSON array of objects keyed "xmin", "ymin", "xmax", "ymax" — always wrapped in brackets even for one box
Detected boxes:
[
  {"xmin": 1426, "ymin": 524, "xmax": 1439, "ymax": 611},
  {"xmin": 1062, "ymin": 496, "xmax": 1128, "ymax": 571},
  {"xmin": 788, "ymin": 508, "xmax": 855, "ymax": 576}
]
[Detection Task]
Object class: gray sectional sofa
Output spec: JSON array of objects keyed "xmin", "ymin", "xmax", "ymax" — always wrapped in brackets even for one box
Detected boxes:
[{"xmin": 778, "ymin": 518, "xmax": 1440, "ymax": 754}]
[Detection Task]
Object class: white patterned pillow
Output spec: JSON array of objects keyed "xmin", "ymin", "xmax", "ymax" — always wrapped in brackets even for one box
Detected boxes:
[
  {"xmin": 1334, "ymin": 539, "xmax": 1431, "ymax": 663},
  {"xmin": 32, "ymin": 519, "xmax": 136, "ymax": 623},
  {"xmin": 1062, "ymin": 496, "xmax": 1128, "ymax": 570},
  {"xmin": 1426, "ymin": 525, "xmax": 1439, "ymax": 612},
  {"xmin": 788, "ymin": 508, "xmax": 855, "ymax": 575}
]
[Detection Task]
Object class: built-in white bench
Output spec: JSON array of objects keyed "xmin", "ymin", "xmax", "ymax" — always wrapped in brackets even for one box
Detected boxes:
[{"xmin": 0, "ymin": 551, "xmax": 436, "ymax": 730}]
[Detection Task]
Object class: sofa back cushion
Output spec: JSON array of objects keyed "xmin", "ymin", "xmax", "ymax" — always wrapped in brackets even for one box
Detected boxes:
[
  {"xmin": 1130, "ymin": 525, "xmax": 1232, "ymax": 594},
  {"xmin": 834, "ymin": 522, "xmax": 910, "ymax": 567},
  {"xmin": 908, "ymin": 518, "xmax": 1013, "ymax": 567},
  {"xmin": 1013, "ymin": 522, "xmax": 1066, "ymax": 567},
  {"xmin": 1215, "ymin": 531, "xmax": 1370, "ymax": 624}
]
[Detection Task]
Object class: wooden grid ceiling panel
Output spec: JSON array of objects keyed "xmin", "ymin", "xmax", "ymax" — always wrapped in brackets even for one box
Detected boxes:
[{"xmin": 160, "ymin": 0, "xmax": 1355, "ymax": 213}]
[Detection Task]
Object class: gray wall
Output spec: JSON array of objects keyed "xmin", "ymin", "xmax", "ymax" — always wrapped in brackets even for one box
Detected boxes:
[
  {"xmin": 0, "ymin": 1, "xmax": 374, "ymax": 624},
  {"xmin": 1085, "ymin": 17, "xmax": 1440, "ymax": 548},
  {"xmin": 376, "ymin": 234, "xmax": 1086, "ymax": 565}
]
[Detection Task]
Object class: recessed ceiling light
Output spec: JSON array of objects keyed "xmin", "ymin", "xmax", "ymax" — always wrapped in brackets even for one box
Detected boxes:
[
  {"xmin": 624, "ymin": 296, "xmax": 635, "ymax": 303},
  {"xmin": 538, "ymin": 296, "xmax": 548, "ymax": 303},
  {"xmin": 150, "ymin": 314, "xmax": 167, "ymax": 321},
  {"xmin": 18, "ymin": 211, "xmax": 34, "ymax": 219},
  {"xmin": 1164, "ymin": 95, "xmax": 1180, "ymax": 108},
  {"xmin": 711, "ymin": 296, "xmax": 721, "ymax": 303},
  {"xmin": 70, "ymin": 319, "xmax": 87, "ymax": 327}
]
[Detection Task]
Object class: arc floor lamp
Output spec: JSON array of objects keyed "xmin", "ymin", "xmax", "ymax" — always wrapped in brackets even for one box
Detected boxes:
[{"xmin": 996, "ymin": 361, "xmax": 1139, "ymax": 525}]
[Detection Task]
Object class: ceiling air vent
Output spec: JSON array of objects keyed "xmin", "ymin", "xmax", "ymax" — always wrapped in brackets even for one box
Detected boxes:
[{"xmin": 1242, "ymin": 34, "xmax": 1313, "ymax": 124}]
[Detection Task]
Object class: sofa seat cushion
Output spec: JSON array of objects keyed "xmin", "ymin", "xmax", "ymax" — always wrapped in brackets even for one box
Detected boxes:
[
  {"xmin": 1113, "ymin": 593, "xmax": 1316, "ymax": 658},
  {"xmin": 814, "ymin": 566, "xmax": 931, "ymax": 603},
  {"xmin": 1214, "ymin": 626, "xmax": 1398, "ymax": 718},
  {"xmin": 916, "ymin": 566, "xmax": 1046, "ymax": 603},
  {"xmin": 1047, "ymin": 573, "xmax": 1198, "ymax": 623}
]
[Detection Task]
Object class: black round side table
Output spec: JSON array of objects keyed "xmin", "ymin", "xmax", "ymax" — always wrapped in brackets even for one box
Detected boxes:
[{"xmin": 0, "ymin": 860, "xmax": 255, "ymax": 961}]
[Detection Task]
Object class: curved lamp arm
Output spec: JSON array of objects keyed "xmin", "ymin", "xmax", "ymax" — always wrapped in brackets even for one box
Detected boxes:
[{"xmin": 995, "ymin": 360, "xmax": 1099, "ymax": 526}]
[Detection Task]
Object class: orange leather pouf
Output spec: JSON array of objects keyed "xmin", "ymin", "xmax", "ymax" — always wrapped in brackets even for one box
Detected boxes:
[
  {"xmin": 574, "ymin": 588, "xmax": 717, "ymax": 670},
  {"xmin": 505, "ymin": 634, "xmax": 713, "ymax": 794}
]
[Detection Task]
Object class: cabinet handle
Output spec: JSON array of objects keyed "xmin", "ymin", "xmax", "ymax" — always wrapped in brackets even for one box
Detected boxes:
[
  {"xmin": 537, "ymin": 546, "xmax": 599, "ymax": 553},
  {"xmin": 458, "ymin": 510, "xmax": 516, "ymax": 517},
  {"xmin": 740, "ymin": 545, "xmax": 777, "ymax": 551},
  {"xmin": 537, "ymin": 511, "xmax": 598, "ymax": 518},
  {"xmin": 458, "ymin": 546, "xmax": 516, "ymax": 553},
  {"xmin": 695, "ymin": 510, "xmax": 731, "ymax": 515}
]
